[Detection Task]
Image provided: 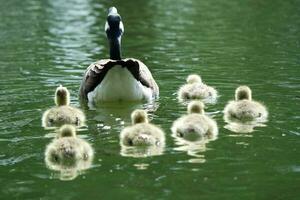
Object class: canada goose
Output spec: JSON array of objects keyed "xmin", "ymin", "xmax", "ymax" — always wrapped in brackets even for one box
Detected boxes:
[
  {"xmin": 45, "ymin": 125, "xmax": 93, "ymax": 180},
  {"xmin": 223, "ymin": 86, "xmax": 268, "ymax": 123},
  {"xmin": 79, "ymin": 7, "xmax": 159, "ymax": 104},
  {"xmin": 120, "ymin": 109, "xmax": 165, "ymax": 146},
  {"xmin": 171, "ymin": 101, "xmax": 218, "ymax": 141},
  {"xmin": 177, "ymin": 74, "xmax": 217, "ymax": 103},
  {"xmin": 42, "ymin": 85, "xmax": 85, "ymax": 127}
]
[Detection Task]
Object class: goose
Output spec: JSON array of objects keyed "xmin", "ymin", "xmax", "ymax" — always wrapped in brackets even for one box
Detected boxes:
[
  {"xmin": 223, "ymin": 86, "xmax": 268, "ymax": 123},
  {"xmin": 42, "ymin": 85, "xmax": 85, "ymax": 127},
  {"xmin": 45, "ymin": 125, "xmax": 94, "ymax": 179},
  {"xmin": 120, "ymin": 109, "xmax": 165, "ymax": 146},
  {"xmin": 177, "ymin": 74, "xmax": 217, "ymax": 103},
  {"xmin": 171, "ymin": 101, "xmax": 218, "ymax": 141},
  {"xmin": 79, "ymin": 7, "xmax": 159, "ymax": 104}
]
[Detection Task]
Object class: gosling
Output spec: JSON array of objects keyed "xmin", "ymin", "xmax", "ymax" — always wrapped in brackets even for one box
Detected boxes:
[
  {"xmin": 171, "ymin": 101, "xmax": 218, "ymax": 141},
  {"xmin": 45, "ymin": 125, "xmax": 94, "ymax": 171},
  {"xmin": 223, "ymin": 86, "xmax": 268, "ymax": 123},
  {"xmin": 42, "ymin": 85, "xmax": 85, "ymax": 127},
  {"xmin": 177, "ymin": 74, "xmax": 217, "ymax": 103},
  {"xmin": 120, "ymin": 109, "xmax": 165, "ymax": 146}
]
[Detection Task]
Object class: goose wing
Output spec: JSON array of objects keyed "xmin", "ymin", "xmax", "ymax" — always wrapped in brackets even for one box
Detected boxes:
[
  {"xmin": 124, "ymin": 58, "xmax": 159, "ymax": 98},
  {"xmin": 79, "ymin": 59, "xmax": 114, "ymax": 100}
]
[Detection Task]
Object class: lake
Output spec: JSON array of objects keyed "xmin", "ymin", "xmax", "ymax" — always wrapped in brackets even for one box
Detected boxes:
[{"xmin": 0, "ymin": 0, "xmax": 299, "ymax": 199}]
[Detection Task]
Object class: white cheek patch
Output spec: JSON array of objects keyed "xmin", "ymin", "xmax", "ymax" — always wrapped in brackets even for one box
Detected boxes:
[
  {"xmin": 120, "ymin": 21, "xmax": 124, "ymax": 33},
  {"xmin": 104, "ymin": 21, "xmax": 109, "ymax": 32}
]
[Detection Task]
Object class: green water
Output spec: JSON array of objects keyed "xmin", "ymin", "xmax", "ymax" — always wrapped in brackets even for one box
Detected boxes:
[{"xmin": 1, "ymin": 0, "xmax": 300, "ymax": 199}]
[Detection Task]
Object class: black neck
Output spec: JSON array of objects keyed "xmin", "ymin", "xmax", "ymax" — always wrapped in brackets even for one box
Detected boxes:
[{"xmin": 109, "ymin": 37, "xmax": 121, "ymax": 60}]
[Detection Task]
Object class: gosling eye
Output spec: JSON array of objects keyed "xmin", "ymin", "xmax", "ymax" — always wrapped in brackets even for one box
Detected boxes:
[
  {"xmin": 75, "ymin": 117, "xmax": 79, "ymax": 125},
  {"xmin": 258, "ymin": 113, "xmax": 262, "ymax": 117},
  {"xmin": 49, "ymin": 118, "xmax": 54, "ymax": 124},
  {"xmin": 155, "ymin": 140, "xmax": 160, "ymax": 146},
  {"xmin": 83, "ymin": 153, "xmax": 88, "ymax": 161},
  {"xmin": 52, "ymin": 153, "xmax": 59, "ymax": 162},
  {"xmin": 177, "ymin": 132, "xmax": 184, "ymax": 137},
  {"xmin": 128, "ymin": 139, "xmax": 133, "ymax": 146}
]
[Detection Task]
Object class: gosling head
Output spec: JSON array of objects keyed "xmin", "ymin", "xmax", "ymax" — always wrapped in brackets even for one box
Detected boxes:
[
  {"xmin": 187, "ymin": 101, "xmax": 205, "ymax": 114},
  {"xmin": 55, "ymin": 85, "xmax": 70, "ymax": 106},
  {"xmin": 58, "ymin": 125, "xmax": 76, "ymax": 138},
  {"xmin": 235, "ymin": 86, "xmax": 252, "ymax": 101},
  {"xmin": 186, "ymin": 74, "xmax": 202, "ymax": 84},
  {"xmin": 131, "ymin": 109, "xmax": 148, "ymax": 124}
]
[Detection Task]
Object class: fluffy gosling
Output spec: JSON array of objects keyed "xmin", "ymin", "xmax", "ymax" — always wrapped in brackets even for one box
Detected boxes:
[
  {"xmin": 45, "ymin": 125, "xmax": 94, "ymax": 172},
  {"xmin": 171, "ymin": 101, "xmax": 218, "ymax": 141},
  {"xmin": 223, "ymin": 86, "xmax": 268, "ymax": 123},
  {"xmin": 120, "ymin": 109, "xmax": 165, "ymax": 146},
  {"xmin": 177, "ymin": 74, "xmax": 217, "ymax": 103},
  {"xmin": 42, "ymin": 85, "xmax": 85, "ymax": 127}
]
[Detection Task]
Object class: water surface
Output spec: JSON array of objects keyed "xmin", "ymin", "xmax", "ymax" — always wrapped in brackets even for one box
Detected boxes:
[{"xmin": 0, "ymin": 0, "xmax": 299, "ymax": 199}]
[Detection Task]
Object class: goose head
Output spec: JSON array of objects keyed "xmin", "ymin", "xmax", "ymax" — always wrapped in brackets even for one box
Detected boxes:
[
  {"xmin": 235, "ymin": 86, "xmax": 252, "ymax": 101},
  {"xmin": 105, "ymin": 7, "xmax": 124, "ymax": 60}
]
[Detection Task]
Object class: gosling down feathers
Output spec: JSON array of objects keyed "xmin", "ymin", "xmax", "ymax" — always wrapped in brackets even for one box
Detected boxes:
[
  {"xmin": 79, "ymin": 7, "xmax": 159, "ymax": 104},
  {"xmin": 177, "ymin": 74, "xmax": 217, "ymax": 103},
  {"xmin": 120, "ymin": 109, "xmax": 165, "ymax": 146},
  {"xmin": 171, "ymin": 101, "xmax": 218, "ymax": 141},
  {"xmin": 45, "ymin": 125, "xmax": 94, "ymax": 171},
  {"xmin": 42, "ymin": 85, "xmax": 85, "ymax": 127},
  {"xmin": 223, "ymin": 86, "xmax": 268, "ymax": 123}
]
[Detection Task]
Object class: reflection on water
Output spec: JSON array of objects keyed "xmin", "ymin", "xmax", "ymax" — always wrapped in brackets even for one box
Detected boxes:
[
  {"xmin": 90, "ymin": 101, "xmax": 159, "ymax": 131},
  {"xmin": 120, "ymin": 144, "xmax": 165, "ymax": 158},
  {"xmin": 224, "ymin": 121, "xmax": 267, "ymax": 134},
  {"xmin": 133, "ymin": 163, "xmax": 150, "ymax": 170},
  {"xmin": 172, "ymin": 132, "xmax": 217, "ymax": 163}
]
